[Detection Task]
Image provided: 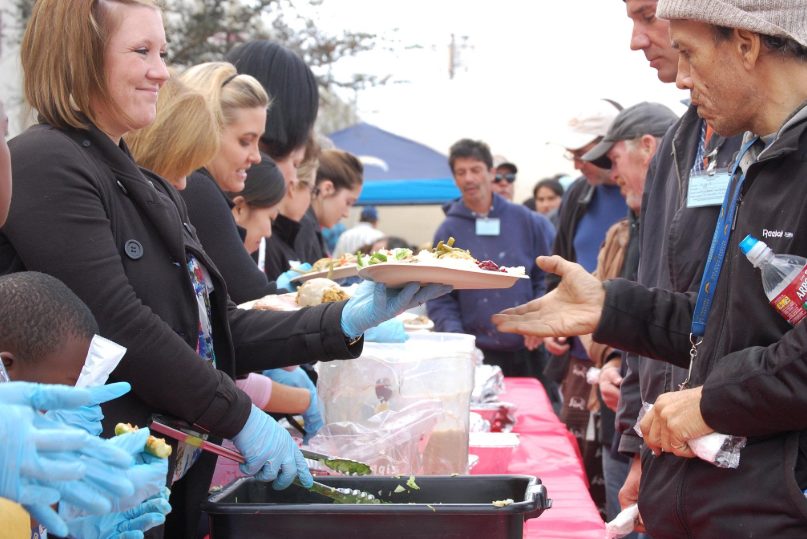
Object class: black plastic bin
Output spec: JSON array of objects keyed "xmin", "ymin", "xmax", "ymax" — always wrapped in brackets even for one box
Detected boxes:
[{"xmin": 203, "ymin": 475, "xmax": 551, "ymax": 539}]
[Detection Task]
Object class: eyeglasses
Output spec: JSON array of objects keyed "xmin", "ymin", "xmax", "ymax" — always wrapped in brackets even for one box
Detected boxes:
[{"xmin": 494, "ymin": 173, "xmax": 516, "ymax": 184}]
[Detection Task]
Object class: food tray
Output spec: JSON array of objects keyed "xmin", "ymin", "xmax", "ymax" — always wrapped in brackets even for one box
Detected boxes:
[{"xmin": 203, "ymin": 475, "xmax": 550, "ymax": 539}]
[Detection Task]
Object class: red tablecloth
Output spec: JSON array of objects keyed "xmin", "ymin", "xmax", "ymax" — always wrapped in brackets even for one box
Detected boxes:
[{"xmin": 495, "ymin": 378, "xmax": 605, "ymax": 539}]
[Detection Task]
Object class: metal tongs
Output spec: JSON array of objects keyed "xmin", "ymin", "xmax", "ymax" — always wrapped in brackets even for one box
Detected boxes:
[
  {"xmin": 148, "ymin": 418, "xmax": 379, "ymax": 504},
  {"xmin": 300, "ymin": 448, "xmax": 373, "ymax": 476}
]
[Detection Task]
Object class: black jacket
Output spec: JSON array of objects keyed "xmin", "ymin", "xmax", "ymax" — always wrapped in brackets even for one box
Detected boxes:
[
  {"xmin": 0, "ymin": 122, "xmax": 360, "ymax": 441},
  {"xmin": 264, "ymin": 213, "xmax": 304, "ymax": 280},
  {"xmin": 295, "ymin": 207, "xmax": 329, "ymax": 264},
  {"xmin": 595, "ymin": 105, "xmax": 807, "ymax": 537},
  {"xmin": 546, "ymin": 177, "xmax": 593, "ymax": 292},
  {"xmin": 180, "ymin": 169, "xmax": 278, "ymax": 304},
  {"xmin": 616, "ymin": 106, "xmax": 743, "ymax": 455}
]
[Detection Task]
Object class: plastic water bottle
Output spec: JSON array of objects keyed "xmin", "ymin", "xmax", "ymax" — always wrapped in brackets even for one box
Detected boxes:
[{"xmin": 739, "ymin": 234, "xmax": 807, "ymax": 325}]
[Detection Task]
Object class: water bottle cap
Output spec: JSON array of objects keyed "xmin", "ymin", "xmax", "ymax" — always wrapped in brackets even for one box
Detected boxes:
[{"xmin": 739, "ymin": 234, "xmax": 759, "ymax": 255}]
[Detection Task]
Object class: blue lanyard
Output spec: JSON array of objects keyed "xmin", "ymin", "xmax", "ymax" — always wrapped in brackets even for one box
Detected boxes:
[{"xmin": 690, "ymin": 137, "xmax": 759, "ymax": 337}]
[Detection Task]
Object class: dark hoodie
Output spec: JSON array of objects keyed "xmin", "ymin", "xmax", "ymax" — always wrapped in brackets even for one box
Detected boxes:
[{"xmin": 427, "ymin": 194, "xmax": 555, "ymax": 351}]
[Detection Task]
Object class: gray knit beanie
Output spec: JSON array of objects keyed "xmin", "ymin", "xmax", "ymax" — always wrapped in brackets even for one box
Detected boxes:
[{"xmin": 657, "ymin": 0, "xmax": 807, "ymax": 48}]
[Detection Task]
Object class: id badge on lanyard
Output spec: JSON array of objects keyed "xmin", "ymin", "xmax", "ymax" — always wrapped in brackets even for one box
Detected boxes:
[{"xmin": 688, "ymin": 149, "xmax": 731, "ymax": 208}]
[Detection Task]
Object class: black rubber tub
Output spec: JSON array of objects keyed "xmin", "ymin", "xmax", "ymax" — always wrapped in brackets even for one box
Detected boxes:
[{"xmin": 203, "ymin": 475, "xmax": 551, "ymax": 539}]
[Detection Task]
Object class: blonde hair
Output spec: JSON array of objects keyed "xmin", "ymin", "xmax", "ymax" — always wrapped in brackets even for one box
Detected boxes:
[
  {"xmin": 21, "ymin": 0, "xmax": 160, "ymax": 130},
  {"xmin": 178, "ymin": 62, "xmax": 270, "ymax": 133},
  {"xmin": 125, "ymin": 76, "xmax": 218, "ymax": 184}
]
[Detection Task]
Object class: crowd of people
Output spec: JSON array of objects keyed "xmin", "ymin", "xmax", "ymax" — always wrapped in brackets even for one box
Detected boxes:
[{"xmin": 2, "ymin": 0, "xmax": 807, "ymax": 538}]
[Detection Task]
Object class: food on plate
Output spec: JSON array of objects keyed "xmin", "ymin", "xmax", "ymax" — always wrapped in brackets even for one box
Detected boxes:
[
  {"xmin": 249, "ymin": 292, "xmax": 300, "ymax": 311},
  {"xmin": 310, "ymin": 253, "xmax": 359, "ymax": 273},
  {"xmin": 296, "ymin": 278, "xmax": 350, "ymax": 306},
  {"xmin": 114, "ymin": 422, "xmax": 173, "ymax": 458},
  {"xmin": 402, "ymin": 314, "xmax": 434, "ymax": 331},
  {"xmin": 359, "ymin": 237, "xmax": 525, "ymax": 276}
]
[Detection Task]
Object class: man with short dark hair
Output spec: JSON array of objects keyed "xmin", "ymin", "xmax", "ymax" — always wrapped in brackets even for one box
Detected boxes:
[
  {"xmin": 428, "ymin": 138, "xmax": 554, "ymax": 379},
  {"xmin": 494, "ymin": 1, "xmax": 807, "ymax": 535}
]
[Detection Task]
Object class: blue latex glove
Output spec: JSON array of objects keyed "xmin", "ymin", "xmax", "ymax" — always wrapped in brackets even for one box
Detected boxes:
[
  {"xmin": 0, "ymin": 403, "xmax": 135, "ymax": 537},
  {"xmin": 61, "ymin": 427, "xmax": 168, "ymax": 517},
  {"xmin": 232, "ymin": 405, "xmax": 313, "ymax": 490},
  {"xmin": 45, "ymin": 382, "xmax": 131, "ymax": 436},
  {"xmin": 340, "ymin": 281, "xmax": 452, "ymax": 338},
  {"xmin": 0, "ymin": 381, "xmax": 130, "ymax": 412},
  {"xmin": 262, "ymin": 368, "xmax": 324, "ymax": 444},
  {"xmin": 364, "ymin": 319, "xmax": 409, "ymax": 343},
  {"xmin": 276, "ymin": 263, "xmax": 312, "ymax": 292},
  {"xmin": 65, "ymin": 486, "xmax": 171, "ymax": 539}
]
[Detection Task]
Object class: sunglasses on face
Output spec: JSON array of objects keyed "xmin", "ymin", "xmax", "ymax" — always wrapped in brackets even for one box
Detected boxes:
[{"xmin": 494, "ymin": 173, "xmax": 516, "ymax": 184}]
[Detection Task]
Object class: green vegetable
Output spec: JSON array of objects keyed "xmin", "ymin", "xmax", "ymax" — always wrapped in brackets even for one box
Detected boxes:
[
  {"xmin": 394, "ymin": 248, "xmax": 413, "ymax": 260},
  {"xmin": 406, "ymin": 475, "xmax": 420, "ymax": 490},
  {"xmin": 321, "ymin": 458, "xmax": 372, "ymax": 476},
  {"xmin": 356, "ymin": 251, "xmax": 365, "ymax": 268},
  {"xmin": 393, "ymin": 485, "xmax": 406, "ymax": 494}
]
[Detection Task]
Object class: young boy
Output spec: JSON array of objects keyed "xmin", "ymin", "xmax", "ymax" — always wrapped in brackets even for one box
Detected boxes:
[{"xmin": 0, "ymin": 271, "xmax": 97, "ymax": 386}]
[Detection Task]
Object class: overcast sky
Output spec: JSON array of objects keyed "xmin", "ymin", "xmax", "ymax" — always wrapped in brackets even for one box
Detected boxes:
[{"xmin": 307, "ymin": 0, "xmax": 688, "ymax": 200}]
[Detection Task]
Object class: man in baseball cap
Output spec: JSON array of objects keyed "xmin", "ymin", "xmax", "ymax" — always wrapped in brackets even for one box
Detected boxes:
[
  {"xmin": 491, "ymin": 156, "xmax": 518, "ymax": 201},
  {"xmin": 492, "ymin": 1, "xmax": 807, "ymax": 536},
  {"xmin": 582, "ymin": 102, "xmax": 678, "ymax": 171}
]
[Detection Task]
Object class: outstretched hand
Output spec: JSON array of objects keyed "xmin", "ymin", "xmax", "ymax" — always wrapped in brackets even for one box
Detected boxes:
[{"xmin": 492, "ymin": 256, "xmax": 605, "ymax": 338}]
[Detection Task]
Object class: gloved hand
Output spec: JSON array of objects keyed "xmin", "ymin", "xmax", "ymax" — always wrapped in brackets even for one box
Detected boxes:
[
  {"xmin": 340, "ymin": 280, "xmax": 452, "ymax": 338},
  {"xmin": 364, "ymin": 319, "xmax": 409, "ymax": 343},
  {"xmin": 45, "ymin": 382, "xmax": 131, "ymax": 436},
  {"xmin": 65, "ymin": 486, "xmax": 171, "ymax": 539},
  {"xmin": 0, "ymin": 403, "xmax": 135, "ymax": 538},
  {"xmin": 0, "ymin": 380, "xmax": 130, "ymax": 412},
  {"xmin": 276, "ymin": 263, "xmax": 312, "ymax": 292},
  {"xmin": 232, "ymin": 405, "xmax": 313, "ymax": 490},
  {"xmin": 61, "ymin": 427, "xmax": 168, "ymax": 517},
  {"xmin": 262, "ymin": 368, "xmax": 324, "ymax": 444}
]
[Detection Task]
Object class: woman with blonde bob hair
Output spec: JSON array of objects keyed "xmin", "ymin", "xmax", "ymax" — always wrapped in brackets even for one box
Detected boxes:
[
  {"xmin": 0, "ymin": 1, "xmax": 454, "ymax": 537},
  {"xmin": 177, "ymin": 62, "xmax": 293, "ymax": 304},
  {"xmin": 126, "ymin": 76, "xmax": 219, "ymax": 189}
]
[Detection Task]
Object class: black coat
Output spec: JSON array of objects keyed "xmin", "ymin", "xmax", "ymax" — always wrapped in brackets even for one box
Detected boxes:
[
  {"xmin": 594, "ymin": 106, "xmax": 807, "ymax": 537},
  {"xmin": 263, "ymin": 213, "xmax": 304, "ymax": 280},
  {"xmin": 0, "ymin": 122, "xmax": 361, "ymax": 440},
  {"xmin": 180, "ymin": 169, "xmax": 278, "ymax": 304}
]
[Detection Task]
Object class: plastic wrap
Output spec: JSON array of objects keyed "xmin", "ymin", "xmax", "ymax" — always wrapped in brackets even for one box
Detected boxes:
[
  {"xmin": 472, "ymin": 363, "xmax": 505, "ymax": 404},
  {"xmin": 605, "ymin": 503, "xmax": 640, "ymax": 539},
  {"xmin": 308, "ymin": 400, "xmax": 441, "ymax": 475},
  {"xmin": 634, "ymin": 402, "xmax": 746, "ymax": 468},
  {"xmin": 317, "ymin": 333, "xmax": 476, "ymax": 475}
]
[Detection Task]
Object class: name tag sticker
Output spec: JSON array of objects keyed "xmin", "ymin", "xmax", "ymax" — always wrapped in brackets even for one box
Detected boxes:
[
  {"xmin": 687, "ymin": 169, "xmax": 731, "ymax": 208},
  {"xmin": 475, "ymin": 217, "xmax": 501, "ymax": 236}
]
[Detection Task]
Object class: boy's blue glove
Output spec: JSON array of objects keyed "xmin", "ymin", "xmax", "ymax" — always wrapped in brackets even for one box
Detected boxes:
[
  {"xmin": 232, "ymin": 405, "xmax": 313, "ymax": 490},
  {"xmin": 0, "ymin": 403, "xmax": 135, "ymax": 538},
  {"xmin": 364, "ymin": 319, "xmax": 409, "ymax": 343},
  {"xmin": 0, "ymin": 381, "xmax": 130, "ymax": 412},
  {"xmin": 276, "ymin": 263, "xmax": 312, "ymax": 292},
  {"xmin": 65, "ymin": 487, "xmax": 171, "ymax": 539},
  {"xmin": 45, "ymin": 382, "xmax": 131, "ymax": 436},
  {"xmin": 262, "ymin": 368, "xmax": 324, "ymax": 444},
  {"xmin": 340, "ymin": 281, "xmax": 452, "ymax": 339}
]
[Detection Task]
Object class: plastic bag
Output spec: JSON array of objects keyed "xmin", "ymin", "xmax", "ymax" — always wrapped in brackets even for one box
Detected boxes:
[
  {"xmin": 634, "ymin": 402, "xmax": 746, "ymax": 468},
  {"xmin": 309, "ymin": 400, "xmax": 442, "ymax": 475},
  {"xmin": 75, "ymin": 335, "xmax": 127, "ymax": 388}
]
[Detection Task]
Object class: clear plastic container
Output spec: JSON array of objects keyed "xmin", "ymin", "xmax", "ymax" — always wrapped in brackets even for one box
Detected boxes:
[{"xmin": 316, "ymin": 332, "xmax": 476, "ymax": 475}]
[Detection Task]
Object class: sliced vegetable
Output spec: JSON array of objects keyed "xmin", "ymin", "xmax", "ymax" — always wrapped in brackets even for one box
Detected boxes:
[
  {"xmin": 114, "ymin": 422, "xmax": 173, "ymax": 458},
  {"xmin": 406, "ymin": 475, "xmax": 420, "ymax": 490}
]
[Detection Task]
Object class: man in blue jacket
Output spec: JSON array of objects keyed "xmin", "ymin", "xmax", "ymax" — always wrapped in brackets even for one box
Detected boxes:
[{"xmin": 427, "ymin": 138, "xmax": 554, "ymax": 378}]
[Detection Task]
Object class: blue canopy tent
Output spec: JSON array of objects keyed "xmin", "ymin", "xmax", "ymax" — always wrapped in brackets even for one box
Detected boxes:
[{"xmin": 327, "ymin": 122, "xmax": 458, "ymax": 205}]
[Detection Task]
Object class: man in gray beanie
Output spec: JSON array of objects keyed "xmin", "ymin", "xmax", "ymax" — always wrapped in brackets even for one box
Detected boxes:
[{"xmin": 491, "ymin": 1, "xmax": 807, "ymax": 537}]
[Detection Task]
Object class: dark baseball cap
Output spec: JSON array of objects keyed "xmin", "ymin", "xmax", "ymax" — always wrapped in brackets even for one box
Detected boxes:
[{"xmin": 582, "ymin": 102, "xmax": 678, "ymax": 168}]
